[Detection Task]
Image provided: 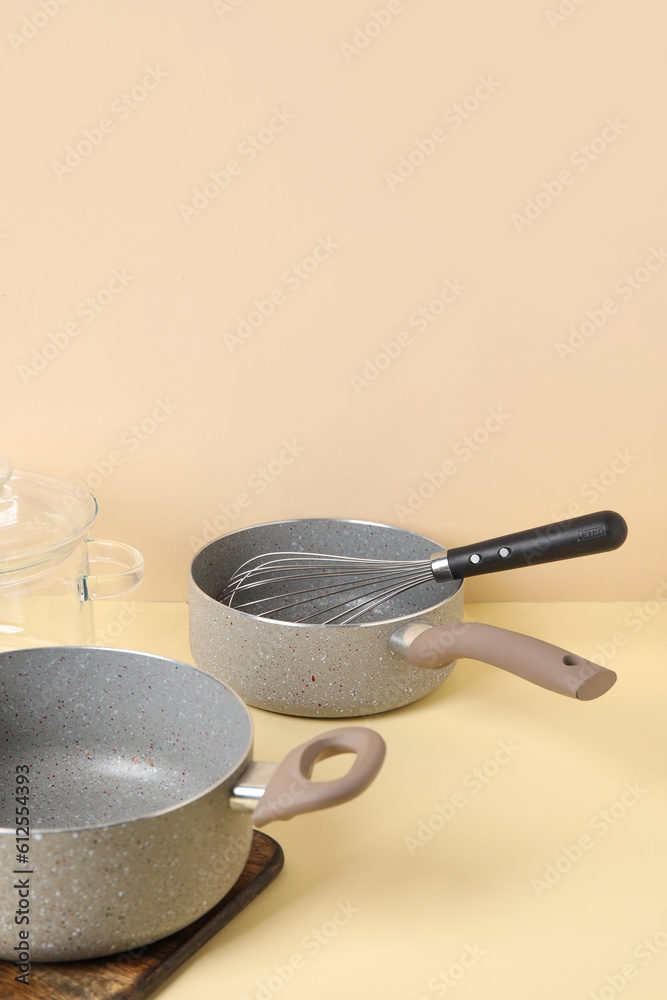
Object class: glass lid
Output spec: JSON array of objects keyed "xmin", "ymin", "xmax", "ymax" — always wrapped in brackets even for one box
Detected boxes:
[{"xmin": 0, "ymin": 456, "xmax": 98, "ymax": 573}]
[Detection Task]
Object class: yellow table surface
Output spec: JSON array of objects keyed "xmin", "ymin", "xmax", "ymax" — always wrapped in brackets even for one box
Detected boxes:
[{"xmin": 86, "ymin": 601, "xmax": 666, "ymax": 1000}]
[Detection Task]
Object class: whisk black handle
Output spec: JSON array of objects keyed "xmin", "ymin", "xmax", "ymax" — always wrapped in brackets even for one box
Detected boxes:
[{"xmin": 444, "ymin": 511, "xmax": 628, "ymax": 580}]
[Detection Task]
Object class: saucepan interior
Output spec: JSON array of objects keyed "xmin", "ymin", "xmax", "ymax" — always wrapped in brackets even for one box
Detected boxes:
[
  {"xmin": 191, "ymin": 517, "xmax": 460, "ymax": 625},
  {"xmin": 0, "ymin": 646, "xmax": 251, "ymax": 832}
]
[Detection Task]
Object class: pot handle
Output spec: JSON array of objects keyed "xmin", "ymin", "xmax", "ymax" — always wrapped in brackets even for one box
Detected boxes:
[
  {"xmin": 239, "ymin": 727, "xmax": 386, "ymax": 827},
  {"xmin": 393, "ymin": 621, "xmax": 616, "ymax": 700},
  {"xmin": 78, "ymin": 539, "xmax": 144, "ymax": 600}
]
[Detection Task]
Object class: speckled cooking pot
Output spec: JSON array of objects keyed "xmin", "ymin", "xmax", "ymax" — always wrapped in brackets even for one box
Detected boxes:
[
  {"xmin": 189, "ymin": 518, "xmax": 617, "ymax": 718},
  {"xmin": 0, "ymin": 646, "xmax": 385, "ymax": 961},
  {"xmin": 189, "ymin": 519, "xmax": 460, "ymax": 718}
]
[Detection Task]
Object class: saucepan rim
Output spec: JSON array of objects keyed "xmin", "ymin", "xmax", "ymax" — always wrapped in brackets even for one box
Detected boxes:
[
  {"xmin": 0, "ymin": 646, "xmax": 254, "ymax": 837},
  {"xmin": 190, "ymin": 515, "xmax": 463, "ymax": 628}
]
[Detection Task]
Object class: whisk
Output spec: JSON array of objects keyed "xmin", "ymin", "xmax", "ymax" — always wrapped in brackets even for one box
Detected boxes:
[{"xmin": 217, "ymin": 512, "xmax": 627, "ymax": 625}]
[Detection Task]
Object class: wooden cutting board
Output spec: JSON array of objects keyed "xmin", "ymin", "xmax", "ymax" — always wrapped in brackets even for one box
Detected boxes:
[{"xmin": 0, "ymin": 830, "xmax": 284, "ymax": 1000}]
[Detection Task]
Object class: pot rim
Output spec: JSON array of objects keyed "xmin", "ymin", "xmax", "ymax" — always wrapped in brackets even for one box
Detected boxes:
[
  {"xmin": 190, "ymin": 516, "xmax": 463, "ymax": 628},
  {"xmin": 0, "ymin": 646, "xmax": 254, "ymax": 837}
]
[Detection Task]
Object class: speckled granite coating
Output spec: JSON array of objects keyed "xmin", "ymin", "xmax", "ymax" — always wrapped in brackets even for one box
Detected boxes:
[
  {"xmin": 0, "ymin": 647, "xmax": 254, "ymax": 961},
  {"xmin": 189, "ymin": 519, "xmax": 465, "ymax": 717}
]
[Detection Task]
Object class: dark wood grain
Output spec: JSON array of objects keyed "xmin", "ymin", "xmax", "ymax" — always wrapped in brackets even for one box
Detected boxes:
[{"xmin": 0, "ymin": 830, "xmax": 283, "ymax": 1000}]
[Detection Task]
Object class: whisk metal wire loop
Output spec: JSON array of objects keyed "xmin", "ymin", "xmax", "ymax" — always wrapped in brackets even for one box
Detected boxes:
[{"xmin": 218, "ymin": 552, "xmax": 438, "ymax": 625}]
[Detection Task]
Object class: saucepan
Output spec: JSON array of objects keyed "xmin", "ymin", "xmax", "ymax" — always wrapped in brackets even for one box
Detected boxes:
[
  {"xmin": 0, "ymin": 646, "xmax": 385, "ymax": 961},
  {"xmin": 189, "ymin": 515, "xmax": 626, "ymax": 717}
]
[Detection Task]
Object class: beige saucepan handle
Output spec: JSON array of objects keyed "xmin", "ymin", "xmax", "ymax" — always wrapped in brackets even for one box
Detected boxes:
[
  {"xmin": 231, "ymin": 727, "xmax": 386, "ymax": 827},
  {"xmin": 389, "ymin": 621, "xmax": 616, "ymax": 700}
]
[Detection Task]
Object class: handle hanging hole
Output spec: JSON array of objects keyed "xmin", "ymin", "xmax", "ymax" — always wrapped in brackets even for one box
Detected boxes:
[{"xmin": 309, "ymin": 751, "xmax": 357, "ymax": 782}]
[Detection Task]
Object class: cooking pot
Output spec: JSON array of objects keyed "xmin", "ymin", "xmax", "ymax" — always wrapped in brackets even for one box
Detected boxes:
[
  {"xmin": 0, "ymin": 646, "xmax": 385, "ymax": 961},
  {"xmin": 0, "ymin": 457, "xmax": 143, "ymax": 651},
  {"xmin": 189, "ymin": 518, "xmax": 618, "ymax": 717}
]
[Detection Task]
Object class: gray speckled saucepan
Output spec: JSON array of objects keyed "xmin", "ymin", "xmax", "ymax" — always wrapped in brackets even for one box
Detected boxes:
[
  {"xmin": 0, "ymin": 646, "xmax": 385, "ymax": 961},
  {"xmin": 189, "ymin": 518, "xmax": 619, "ymax": 718}
]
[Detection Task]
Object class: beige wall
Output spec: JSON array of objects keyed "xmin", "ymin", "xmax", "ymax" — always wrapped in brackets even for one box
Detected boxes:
[{"xmin": 2, "ymin": 0, "xmax": 664, "ymax": 602}]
